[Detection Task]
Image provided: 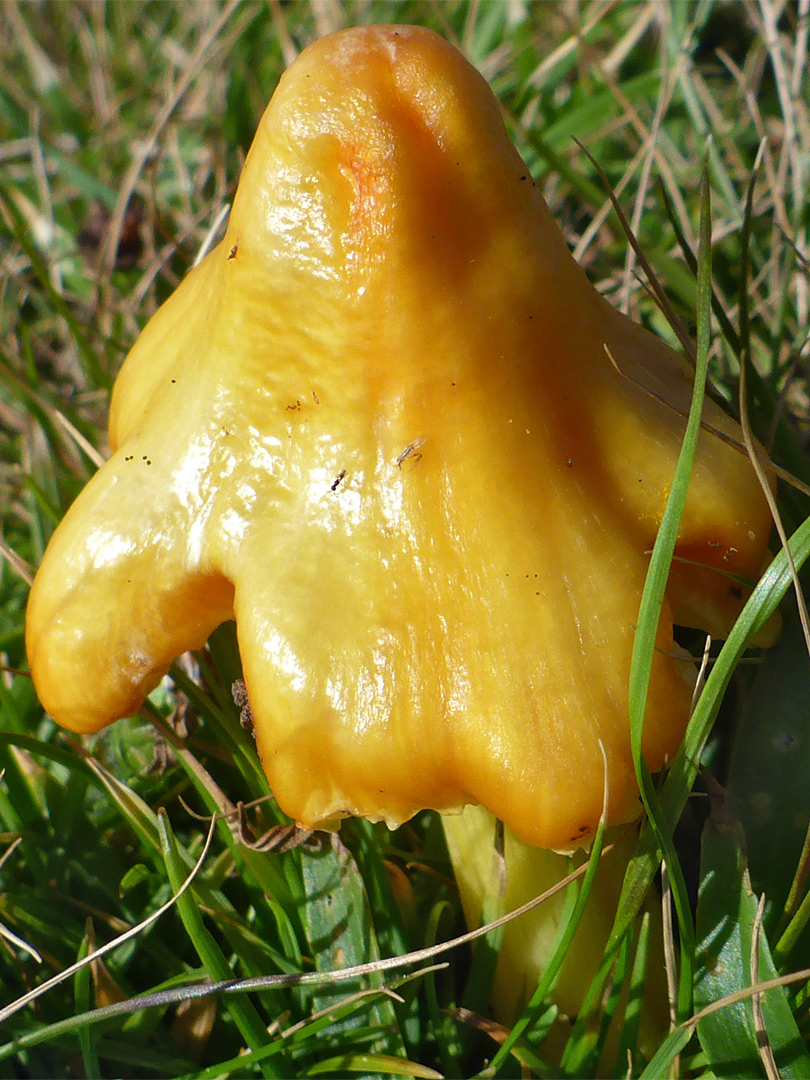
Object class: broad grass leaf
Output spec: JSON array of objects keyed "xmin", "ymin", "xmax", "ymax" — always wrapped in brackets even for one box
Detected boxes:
[
  {"xmin": 301, "ymin": 834, "xmax": 404, "ymax": 1056},
  {"xmin": 695, "ymin": 787, "xmax": 810, "ymax": 1078}
]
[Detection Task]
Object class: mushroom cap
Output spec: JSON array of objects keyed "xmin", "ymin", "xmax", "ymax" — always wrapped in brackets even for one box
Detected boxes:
[{"xmin": 26, "ymin": 25, "xmax": 775, "ymax": 849}]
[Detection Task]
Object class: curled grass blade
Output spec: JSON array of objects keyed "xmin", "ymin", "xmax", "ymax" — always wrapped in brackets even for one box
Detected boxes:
[
  {"xmin": 626, "ymin": 157, "xmax": 716, "ymax": 1025},
  {"xmin": 604, "ymin": 510, "xmax": 810, "ymax": 977}
]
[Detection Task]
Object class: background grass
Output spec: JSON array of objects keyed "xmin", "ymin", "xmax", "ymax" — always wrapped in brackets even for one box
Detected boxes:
[{"xmin": 1, "ymin": 1, "xmax": 809, "ymax": 1076}]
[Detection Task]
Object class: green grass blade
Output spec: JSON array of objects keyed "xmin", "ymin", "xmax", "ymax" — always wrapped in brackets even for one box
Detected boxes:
[
  {"xmin": 638, "ymin": 1025, "xmax": 695, "ymax": 1080},
  {"xmin": 73, "ymin": 930, "xmax": 101, "ymax": 1079},
  {"xmin": 301, "ymin": 1052, "xmax": 442, "ymax": 1077},
  {"xmin": 157, "ymin": 808, "xmax": 280, "ymax": 1077}
]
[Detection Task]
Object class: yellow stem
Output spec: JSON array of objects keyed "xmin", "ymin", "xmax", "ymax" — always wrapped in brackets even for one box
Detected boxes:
[{"xmin": 442, "ymin": 805, "xmax": 668, "ymax": 1058}]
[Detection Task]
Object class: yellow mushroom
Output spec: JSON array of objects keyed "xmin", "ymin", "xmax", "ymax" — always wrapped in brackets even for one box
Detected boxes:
[{"xmin": 27, "ymin": 22, "xmax": 775, "ymax": 1031}]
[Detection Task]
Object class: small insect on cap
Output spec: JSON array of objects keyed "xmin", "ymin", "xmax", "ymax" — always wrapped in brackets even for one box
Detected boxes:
[{"xmin": 26, "ymin": 25, "xmax": 776, "ymax": 850}]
